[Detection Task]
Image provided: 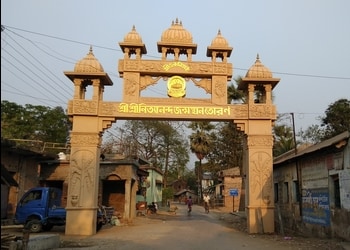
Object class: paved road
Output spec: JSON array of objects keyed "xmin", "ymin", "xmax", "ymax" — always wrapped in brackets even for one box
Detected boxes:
[{"xmin": 53, "ymin": 203, "xmax": 347, "ymax": 250}]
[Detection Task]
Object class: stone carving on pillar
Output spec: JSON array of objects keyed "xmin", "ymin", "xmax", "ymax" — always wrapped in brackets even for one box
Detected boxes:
[
  {"xmin": 214, "ymin": 79, "xmax": 225, "ymax": 98},
  {"xmin": 248, "ymin": 135, "xmax": 274, "ymax": 206},
  {"xmin": 69, "ymin": 150, "xmax": 95, "ymax": 207},
  {"xmin": 250, "ymin": 151, "xmax": 272, "ymax": 205},
  {"xmin": 73, "ymin": 100, "xmax": 98, "ymax": 114},
  {"xmin": 125, "ymin": 75, "xmax": 138, "ymax": 96},
  {"xmin": 247, "ymin": 135, "xmax": 273, "ymax": 147}
]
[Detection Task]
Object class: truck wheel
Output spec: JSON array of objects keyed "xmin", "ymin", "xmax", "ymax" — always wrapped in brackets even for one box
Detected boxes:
[
  {"xmin": 42, "ymin": 223, "xmax": 54, "ymax": 231},
  {"xmin": 26, "ymin": 219, "xmax": 42, "ymax": 233}
]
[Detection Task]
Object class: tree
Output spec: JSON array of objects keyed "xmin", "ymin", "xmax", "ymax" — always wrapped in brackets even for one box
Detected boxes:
[
  {"xmin": 321, "ymin": 98, "xmax": 350, "ymax": 139},
  {"xmin": 103, "ymin": 120, "xmax": 190, "ymax": 188},
  {"xmin": 204, "ymin": 77, "xmax": 245, "ymax": 179},
  {"xmin": 297, "ymin": 124, "xmax": 325, "ymax": 145},
  {"xmin": 298, "ymin": 98, "xmax": 350, "ymax": 143},
  {"xmin": 227, "ymin": 77, "xmax": 245, "ymax": 104},
  {"xmin": 188, "ymin": 121, "xmax": 215, "ymax": 200},
  {"xmin": 206, "ymin": 122, "xmax": 244, "ymax": 176},
  {"xmin": 273, "ymin": 124, "xmax": 295, "ymax": 156},
  {"xmin": 187, "ymin": 77, "xmax": 246, "ymax": 184},
  {"xmin": 183, "ymin": 167, "xmax": 197, "ymax": 191},
  {"xmin": 1, "ymin": 101, "xmax": 71, "ymax": 143}
]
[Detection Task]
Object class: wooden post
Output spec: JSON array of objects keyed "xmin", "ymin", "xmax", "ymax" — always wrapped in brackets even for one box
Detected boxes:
[{"xmin": 232, "ymin": 196, "xmax": 235, "ymax": 213}]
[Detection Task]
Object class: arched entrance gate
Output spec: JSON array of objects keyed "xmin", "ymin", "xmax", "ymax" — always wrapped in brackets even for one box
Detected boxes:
[{"xmin": 64, "ymin": 19, "xmax": 280, "ymax": 236}]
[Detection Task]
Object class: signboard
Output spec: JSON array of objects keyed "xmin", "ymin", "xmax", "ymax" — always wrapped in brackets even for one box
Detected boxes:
[
  {"xmin": 302, "ymin": 188, "xmax": 330, "ymax": 226},
  {"xmin": 229, "ymin": 189, "xmax": 239, "ymax": 197}
]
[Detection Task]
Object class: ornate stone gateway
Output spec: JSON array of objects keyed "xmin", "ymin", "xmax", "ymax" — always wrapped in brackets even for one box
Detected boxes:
[{"xmin": 64, "ymin": 19, "xmax": 280, "ymax": 235}]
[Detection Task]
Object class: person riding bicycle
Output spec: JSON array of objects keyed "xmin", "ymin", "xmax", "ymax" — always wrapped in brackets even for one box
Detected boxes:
[{"xmin": 203, "ymin": 193, "xmax": 210, "ymax": 213}]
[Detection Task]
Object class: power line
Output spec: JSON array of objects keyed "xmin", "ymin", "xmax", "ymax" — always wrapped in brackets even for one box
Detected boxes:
[
  {"xmin": 1, "ymin": 35, "xmax": 72, "ymax": 97},
  {"xmin": 3, "ymin": 25, "xmax": 350, "ymax": 81}
]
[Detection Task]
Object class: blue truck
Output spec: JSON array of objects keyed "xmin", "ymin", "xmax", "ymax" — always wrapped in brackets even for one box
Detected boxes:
[{"xmin": 14, "ymin": 187, "xmax": 112, "ymax": 233}]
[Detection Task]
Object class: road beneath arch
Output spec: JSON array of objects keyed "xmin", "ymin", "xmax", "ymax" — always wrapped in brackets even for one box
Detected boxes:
[{"xmin": 54, "ymin": 203, "xmax": 344, "ymax": 250}]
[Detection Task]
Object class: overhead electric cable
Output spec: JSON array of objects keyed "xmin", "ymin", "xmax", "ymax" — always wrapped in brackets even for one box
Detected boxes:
[
  {"xmin": 1, "ymin": 36, "xmax": 72, "ymax": 96},
  {"xmin": 1, "ymin": 55, "xmax": 68, "ymax": 103},
  {"xmin": 3, "ymin": 25, "xmax": 350, "ymax": 80}
]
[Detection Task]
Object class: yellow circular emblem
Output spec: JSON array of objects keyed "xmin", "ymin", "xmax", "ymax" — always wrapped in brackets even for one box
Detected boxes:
[{"xmin": 167, "ymin": 76, "xmax": 186, "ymax": 98}]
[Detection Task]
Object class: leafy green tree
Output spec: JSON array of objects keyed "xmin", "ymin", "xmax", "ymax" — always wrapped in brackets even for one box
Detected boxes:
[
  {"xmin": 206, "ymin": 122, "xmax": 244, "ymax": 176},
  {"xmin": 297, "ymin": 124, "xmax": 325, "ymax": 145},
  {"xmin": 298, "ymin": 98, "xmax": 350, "ymax": 143},
  {"xmin": 182, "ymin": 167, "xmax": 197, "ymax": 191},
  {"xmin": 203, "ymin": 76, "xmax": 245, "ymax": 178},
  {"xmin": 227, "ymin": 77, "xmax": 245, "ymax": 104},
  {"xmin": 188, "ymin": 121, "xmax": 215, "ymax": 200},
  {"xmin": 161, "ymin": 187, "xmax": 174, "ymax": 206},
  {"xmin": 1, "ymin": 101, "xmax": 70, "ymax": 143},
  {"xmin": 188, "ymin": 122, "xmax": 214, "ymax": 160},
  {"xmin": 321, "ymin": 98, "xmax": 350, "ymax": 139},
  {"xmin": 273, "ymin": 124, "xmax": 295, "ymax": 156}
]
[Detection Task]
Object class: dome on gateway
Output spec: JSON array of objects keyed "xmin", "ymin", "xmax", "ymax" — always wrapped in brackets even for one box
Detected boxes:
[
  {"xmin": 122, "ymin": 25, "xmax": 144, "ymax": 44},
  {"xmin": 74, "ymin": 46, "xmax": 104, "ymax": 73},
  {"xmin": 245, "ymin": 54, "xmax": 273, "ymax": 78},
  {"xmin": 160, "ymin": 18, "xmax": 193, "ymax": 44},
  {"xmin": 210, "ymin": 30, "xmax": 229, "ymax": 47}
]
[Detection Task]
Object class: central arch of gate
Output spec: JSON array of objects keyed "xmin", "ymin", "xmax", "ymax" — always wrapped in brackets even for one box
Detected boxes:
[{"xmin": 64, "ymin": 19, "xmax": 280, "ymax": 236}]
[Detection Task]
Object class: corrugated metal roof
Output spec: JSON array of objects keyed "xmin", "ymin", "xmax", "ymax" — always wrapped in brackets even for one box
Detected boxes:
[{"xmin": 274, "ymin": 131, "xmax": 349, "ymax": 165}]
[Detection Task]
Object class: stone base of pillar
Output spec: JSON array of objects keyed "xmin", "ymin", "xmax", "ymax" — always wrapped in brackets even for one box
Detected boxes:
[
  {"xmin": 65, "ymin": 208, "xmax": 98, "ymax": 236},
  {"xmin": 246, "ymin": 206, "xmax": 274, "ymax": 234}
]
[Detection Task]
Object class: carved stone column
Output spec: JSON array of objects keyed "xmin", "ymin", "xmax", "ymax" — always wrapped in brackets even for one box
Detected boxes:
[
  {"xmin": 65, "ymin": 130, "xmax": 102, "ymax": 235},
  {"xmin": 245, "ymin": 127, "xmax": 274, "ymax": 233}
]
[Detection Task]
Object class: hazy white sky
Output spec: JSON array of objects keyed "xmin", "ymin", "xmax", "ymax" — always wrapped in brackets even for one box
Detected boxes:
[{"xmin": 2, "ymin": 0, "xmax": 350, "ymax": 133}]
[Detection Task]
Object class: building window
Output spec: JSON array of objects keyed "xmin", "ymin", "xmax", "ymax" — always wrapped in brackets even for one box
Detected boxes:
[
  {"xmin": 283, "ymin": 182, "xmax": 289, "ymax": 203},
  {"xmin": 330, "ymin": 174, "xmax": 341, "ymax": 208},
  {"xmin": 293, "ymin": 180, "xmax": 300, "ymax": 202},
  {"xmin": 274, "ymin": 183, "xmax": 279, "ymax": 203}
]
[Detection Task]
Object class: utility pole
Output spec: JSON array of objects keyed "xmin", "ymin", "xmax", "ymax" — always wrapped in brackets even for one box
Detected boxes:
[{"xmin": 291, "ymin": 113, "xmax": 302, "ymax": 216}]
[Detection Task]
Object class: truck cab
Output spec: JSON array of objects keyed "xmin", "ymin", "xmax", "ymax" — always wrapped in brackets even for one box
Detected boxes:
[
  {"xmin": 15, "ymin": 187, "xmax": 113, "ymax": 233},
  {"xmin": 14, "ymin": 187, "xmax": 66, "ymax": 233}
]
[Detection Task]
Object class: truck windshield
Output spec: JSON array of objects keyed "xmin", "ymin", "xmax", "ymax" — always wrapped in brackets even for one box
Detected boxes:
[{"xmin": 22, "ymin": 190, "xmax": 42, "ymax": 204}]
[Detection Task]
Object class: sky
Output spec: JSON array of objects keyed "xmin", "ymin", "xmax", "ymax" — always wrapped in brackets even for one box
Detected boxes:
[{"xmin": 2, "ymin": 0, "xmax": 350, "ymax": 161}]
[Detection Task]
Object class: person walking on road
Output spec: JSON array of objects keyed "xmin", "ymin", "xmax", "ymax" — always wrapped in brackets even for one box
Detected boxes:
[
  {"xmin": 187, "ymin": 196, "xmax": 193, "ymax": 215},
  {"xmin": 203, "ymin": 193, "xmax": 210, "ymax": 213}
]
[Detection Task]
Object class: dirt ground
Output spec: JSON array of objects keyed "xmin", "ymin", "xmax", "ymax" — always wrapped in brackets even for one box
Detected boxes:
[
  {"xmin": 2, "ymin": 206, "xmax": 348, "ymax": 250},
  {"xmin": 56, "ymin": 206, "xmax": 349, "ymax": 250},
  {"xmin": 215, "ymin": 210, "xmax": 348, "ymax": 250}
]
